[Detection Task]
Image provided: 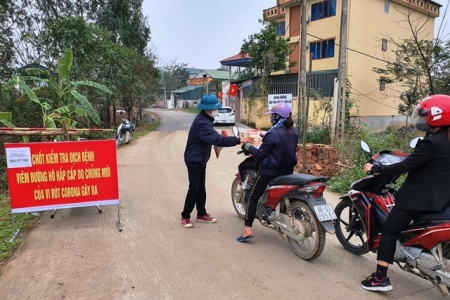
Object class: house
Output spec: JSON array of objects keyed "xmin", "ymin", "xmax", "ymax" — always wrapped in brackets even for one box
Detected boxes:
[{"xmin": 255, "ymin": 0, "xmax": 441, "ymax": 130}]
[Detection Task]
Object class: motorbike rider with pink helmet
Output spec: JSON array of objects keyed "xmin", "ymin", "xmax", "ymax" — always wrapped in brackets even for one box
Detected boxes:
[
  {"xmin": 361, "ymin": 94, "xmax": 450, "ymax": 292},
  {"xmin": 237, "ymin": 102, "xmax": 298, "ymax": 242}
]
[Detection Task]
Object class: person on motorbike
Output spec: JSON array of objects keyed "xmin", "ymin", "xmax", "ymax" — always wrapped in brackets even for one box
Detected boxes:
[
  {"xmin": 361, "ymin": 94, "xmax": 450, "ymax": 292},
  {"xmin": 237, "ymin": 102, "xmax": 298, "ymax": 242},
  {"xmin": 181, "ymin": 95, "xmax": 254, "ymax": 228}
]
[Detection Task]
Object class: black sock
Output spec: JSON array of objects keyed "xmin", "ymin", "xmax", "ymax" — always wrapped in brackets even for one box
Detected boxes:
[{"xmin": 376, "ymin": 265, "xmax": 388, "ymax": 279}]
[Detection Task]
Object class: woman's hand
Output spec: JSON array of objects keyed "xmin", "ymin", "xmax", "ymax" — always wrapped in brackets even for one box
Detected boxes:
[
  {"xmin": 364, "ymin": 163, "xmax": 373, "ymax": 174},
  {"xmin": 241, "ymin": 136, "xmax": 254, "ymax": 144}
]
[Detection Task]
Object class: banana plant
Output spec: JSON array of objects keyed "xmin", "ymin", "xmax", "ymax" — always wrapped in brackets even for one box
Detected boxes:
[{"xmin": 3, "ymin": 48, "xmax": 112, "ymax": 129}]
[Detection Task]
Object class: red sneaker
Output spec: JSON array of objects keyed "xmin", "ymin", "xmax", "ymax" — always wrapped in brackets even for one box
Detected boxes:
[
  {"xmin": 181, "ymin": 218, "xmax": 193, "ymax": 228},
  {"xmin": 196, "ymin": 214, "xmax": 217, "ymax": 223}
]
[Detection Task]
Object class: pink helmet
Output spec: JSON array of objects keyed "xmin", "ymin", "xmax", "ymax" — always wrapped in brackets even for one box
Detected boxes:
[{"xmin": 265, "ymin": 102, "xmax": 292, "ymax": 118}]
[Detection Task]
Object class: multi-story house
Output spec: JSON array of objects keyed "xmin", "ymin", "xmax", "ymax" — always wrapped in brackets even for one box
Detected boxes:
[{"xmin": 260, "ymin": 0, "xmax": 441, "ymax": 130}]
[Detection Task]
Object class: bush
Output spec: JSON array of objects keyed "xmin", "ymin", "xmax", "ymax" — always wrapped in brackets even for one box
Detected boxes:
[
  {"xmin": 307, "ymin": 124, "xmax": 330, "ymax": 144},
  {"xmin": 327, "ymin": 125, "xmax": 421, "ymax": 193}
]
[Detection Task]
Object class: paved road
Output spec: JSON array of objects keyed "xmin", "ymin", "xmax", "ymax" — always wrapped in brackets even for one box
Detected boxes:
[{"xmin": 0, "ymin": 108, "xmax": 441, "ymax": 299}]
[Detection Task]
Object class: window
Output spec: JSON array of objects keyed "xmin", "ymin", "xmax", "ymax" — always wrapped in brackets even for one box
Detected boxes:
[
  {"xmin": 311, "ymin": 0, "xmax": 336, "ymax": 21},
  {"xmin": 310, "ymin": 39, "xmax": 335, "ymax": 60},
  {"xmin": 384, "ymin": 1, "xmax": 390, "ymax": 13},
  {"xmin": 276, "ymin": 21, "xmax": 285, "ymax": 36},
  {"xmin": 382, "ymin": 39, "xmax": 388, "ymax": 51}
]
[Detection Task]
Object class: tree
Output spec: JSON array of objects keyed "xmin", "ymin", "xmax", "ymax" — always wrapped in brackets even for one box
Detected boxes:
[
  {"xmin": 96, "ymin": 0, "xmax": 150, "ymax": 55},
  {"xmin": 372, "ymin": 8, "xmax": 450, "ymax": 122},
  {"xmin": 0, "ymin": 1, "xmax": 32, "ymax": 82},
  {"xmin": 3, "ymin": 49, "xmax": 112, "ymax": 129},
  {"xmin": 241, "ymin": 19, "xmax": 294, "ymax": 79},
  {"xmin": 160, "ymin": 60, "xmax": 190, "ymax": 92}
]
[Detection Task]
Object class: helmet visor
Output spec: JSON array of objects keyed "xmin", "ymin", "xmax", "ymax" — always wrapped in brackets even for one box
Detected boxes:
[{"xmin": 411, "ymin": 105, "xmax": 428, "ymax": 124}]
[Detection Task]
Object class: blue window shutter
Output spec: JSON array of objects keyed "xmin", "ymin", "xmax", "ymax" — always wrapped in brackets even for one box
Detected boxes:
[
  {"xmin": 311, "ymin": 3, "xmax": 318, "ymax": 21},
  {"xmin": 328, "ymin": 40, "xmax": 335, "ymax": 57},
  {"xmin": 310, "ymin": 43, "xmax": 316, "ymax": 60},
  {"xmin": 317, "ymin": 2, "xmax": 323, "ymax": 19},
  {"xmin": 330, "ymin": 0, "xmax": 336, "ymax": 16}
]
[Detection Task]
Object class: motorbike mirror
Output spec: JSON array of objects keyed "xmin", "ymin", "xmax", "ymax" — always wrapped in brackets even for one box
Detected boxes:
[
  {"xmin": 232, "ymin": 126, "xmax": 239, "ymax": 137},
  {"xmin": 409, "ymin": 137, "xmax": 423, "ymax": 149},
  {"xmin": 360, "ymin": 141, "xmax": 371, "ymax": 153}
]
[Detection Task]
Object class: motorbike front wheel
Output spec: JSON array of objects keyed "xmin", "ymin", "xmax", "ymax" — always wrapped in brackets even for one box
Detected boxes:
[
  {"xmin": 231, "ymin": 177, "xmax": 246, "ymax": 219},
  {"xmin": 287, "ymin": 201, "xmax": 326, "ymax": 261},
  {"xmin": 116, "ymin": 133, "xmax": 124, "ymax": 147},
  {"xmin": 334, "ymin": 199, "xmax": 369, "ymax": 255}
]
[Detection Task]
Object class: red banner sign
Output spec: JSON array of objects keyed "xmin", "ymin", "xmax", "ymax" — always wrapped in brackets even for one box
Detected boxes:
[{"xmin": 4, "ymin": 140, "xmax": 119, "ymax": 213}]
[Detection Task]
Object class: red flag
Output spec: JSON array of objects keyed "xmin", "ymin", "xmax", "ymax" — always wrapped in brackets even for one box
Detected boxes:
[
  {"xmin": 217, "ymin": 91, "xmax": 223, "ymax": 99},
  {"xmin": 229, "ymin": 84, "xmax": 238, "ymax": 97}
]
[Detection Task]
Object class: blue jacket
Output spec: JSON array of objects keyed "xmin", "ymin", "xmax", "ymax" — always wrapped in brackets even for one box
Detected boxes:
[
  {"xmin": 184, "ymin": 110, "xmax": 240, "ymax": 165},
  {"xmin": 249, "ymin": 126, "xmax": 298, "ymax": 176}
]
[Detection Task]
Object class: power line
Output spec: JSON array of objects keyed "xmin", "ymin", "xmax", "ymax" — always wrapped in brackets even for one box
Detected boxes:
[
  {"xmin": 304, "ymin": 33, "xmax": 394, "ymax": 65},
  {"xmin": 351, "ymin": 86, "xmax": 398, "ymax": 109}
]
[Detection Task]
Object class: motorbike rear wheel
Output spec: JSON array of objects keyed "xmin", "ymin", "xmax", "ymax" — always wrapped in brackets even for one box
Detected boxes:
[
  {"xmin": 334, "ymin": 198, "xmax": 369, "ymax": 255},
  {"xmin": 287, "ymin": 201, "xmax": 326, "ymax": 261},
  {"xmin": 231, "ymin": 177, "xmax": 246, "ymax": 219}
]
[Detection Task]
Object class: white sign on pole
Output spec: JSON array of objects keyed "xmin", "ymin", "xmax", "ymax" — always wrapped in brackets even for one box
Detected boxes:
[{"xmin": 267, "ymin": 94, "xmax": 293, "ymax": 110}]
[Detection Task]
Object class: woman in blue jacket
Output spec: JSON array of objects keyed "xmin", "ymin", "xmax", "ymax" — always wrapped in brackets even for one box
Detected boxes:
[
  {"xmin": 181, "ymin": 95, "xmax": 253, "ymax": 228},
  {"xmin": 237, "ymin": 102, "xmax": 298, "ymax": 241}
]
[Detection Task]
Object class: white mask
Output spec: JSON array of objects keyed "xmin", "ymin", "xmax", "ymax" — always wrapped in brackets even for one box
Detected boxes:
[{"xmin": 210, "ymin": 109, "xmax": 218, "ymax": 118}]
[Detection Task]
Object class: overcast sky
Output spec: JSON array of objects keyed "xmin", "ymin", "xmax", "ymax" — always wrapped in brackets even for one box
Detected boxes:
[{"xmin": 143, "ymin": 0, "xmax": 449, "ymax": 70}]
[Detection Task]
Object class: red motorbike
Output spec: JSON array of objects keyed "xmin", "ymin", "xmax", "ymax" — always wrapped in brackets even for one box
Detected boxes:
[
  {"xmin": 230, "ymin": 127, "xmax": 336, "ymax": 261},
  {"xmin": 334, "ymin": 140, "xmax": 450, "ymax": 296}
]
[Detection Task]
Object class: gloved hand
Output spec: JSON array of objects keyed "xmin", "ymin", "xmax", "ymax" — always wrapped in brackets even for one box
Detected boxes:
[{"xmin": 244, "ymin": 143, "xmax": 252, "ymax": 151}]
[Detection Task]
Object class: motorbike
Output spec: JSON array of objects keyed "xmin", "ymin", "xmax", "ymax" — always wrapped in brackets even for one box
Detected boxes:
[
  {"xmin": 230, "ymin": 126, "xmax": 336, "ymax": 261},
  {"xmin": 116, "ymin": 117, "xmax": 135, "ymax": 147},
  {"xmin": 334, "ymin": 139, "xmax": 450, "ymax": 296}
]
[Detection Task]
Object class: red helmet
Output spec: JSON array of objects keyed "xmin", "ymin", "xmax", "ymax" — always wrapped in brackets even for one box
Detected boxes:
[{"xmin": 411, "ymin": 94, "xmax": 450, "ymax": 127}]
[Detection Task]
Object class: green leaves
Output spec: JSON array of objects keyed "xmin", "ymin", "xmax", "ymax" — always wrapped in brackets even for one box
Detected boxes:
[
  {"xmin": 71, "ymin": 90, "xmax": 101, "ymax": 124},
  {"xmin": 58, "ymin": 49, "xmax": 73, "ymax": 84}
]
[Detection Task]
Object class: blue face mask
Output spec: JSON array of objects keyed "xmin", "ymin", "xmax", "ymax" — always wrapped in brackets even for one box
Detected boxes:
[{"xmin": 270, "ymin": 114, "xmax": 280, "ymax": 126}]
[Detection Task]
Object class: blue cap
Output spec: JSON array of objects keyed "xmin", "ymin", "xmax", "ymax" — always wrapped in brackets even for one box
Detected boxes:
[{"xmin": 197, "ymin": 95, "xmax": 222, "ymax": 110}]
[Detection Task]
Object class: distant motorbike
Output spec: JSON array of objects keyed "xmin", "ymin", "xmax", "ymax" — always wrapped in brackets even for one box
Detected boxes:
[
  {"xmin": 116, "ymin": 118, "xmax": 135, "ymax": 147},
  {"xmin": 334, "ymin": 139, "xmax": 450, "ymax": 296},
  {"xmin": 230, "ymin": 126, "xmax": 336, "ymax": 261}
]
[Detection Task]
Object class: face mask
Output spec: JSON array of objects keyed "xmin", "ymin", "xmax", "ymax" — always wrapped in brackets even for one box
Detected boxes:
[
  {"xmin": 415, "ymin": 118, "xmax": 431, "ymax": 132},
  {"xmin": 270, "ymin": 114, "xmax": 280, "ymax": 126},
  {"xmin": 210, "ymin": 110, "xmax": 218, "ymax": 118}
]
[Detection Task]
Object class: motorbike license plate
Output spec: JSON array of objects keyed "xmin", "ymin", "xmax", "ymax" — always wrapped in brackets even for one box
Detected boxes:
[{"xmin": 314, "ymin": 204, "xmax": 337, "ymax": 221}]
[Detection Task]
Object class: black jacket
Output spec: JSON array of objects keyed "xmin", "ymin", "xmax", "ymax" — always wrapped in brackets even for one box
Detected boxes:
[
  {"xmin": 184, "ymin": 110, "xmax": 239, "ymax": 165},
  {"xmin": 372, "ymin": 129, "xmax": 450, "ymax": 211},
  {"xmin": 248, "ymin": 126, "xmax": 298, "ymax": 176}
]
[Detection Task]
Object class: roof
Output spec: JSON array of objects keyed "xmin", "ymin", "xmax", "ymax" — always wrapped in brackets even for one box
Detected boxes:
[
  {"xmin": 171, "ymin": 85, "xmax": 202, "ymax": 93},
  {"xmin": 186, "ymin": 68, "xmax": 202, "ymax": 75},
  {"xmin": 220, "ymin": 53, "xmax": 252, "ymax": 67},
  {"xmin": 203, "ymin": 70, "xmax": 237, "ymax": 80}
]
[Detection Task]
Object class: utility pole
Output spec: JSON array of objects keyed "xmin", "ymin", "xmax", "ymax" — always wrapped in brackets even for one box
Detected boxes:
[
  {"xmin": 297, "ymin": 0, "xmax": 308, "ymax": 135},
  {"xmin": 334, "ymin": 0, "xmax": 349, "ymax": 141}
]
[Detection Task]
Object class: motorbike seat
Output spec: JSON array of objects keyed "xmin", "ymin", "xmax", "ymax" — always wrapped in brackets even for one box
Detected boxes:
[
  {"xmin": 414, "ymin": 206, "xmax": 450, "ymax": 222},
  {"xmin": 268, "ymin": 174, "xmax": 327, "ymax": 186}
]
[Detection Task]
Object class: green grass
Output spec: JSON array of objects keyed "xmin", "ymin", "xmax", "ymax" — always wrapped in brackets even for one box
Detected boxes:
[
  {"xmin": 133, "ymin": 116, "xmax": 161, "ymax": 139},
  {"xmin": 185, "ymin": 108, "xmax": 200, "ymax": 114}
]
